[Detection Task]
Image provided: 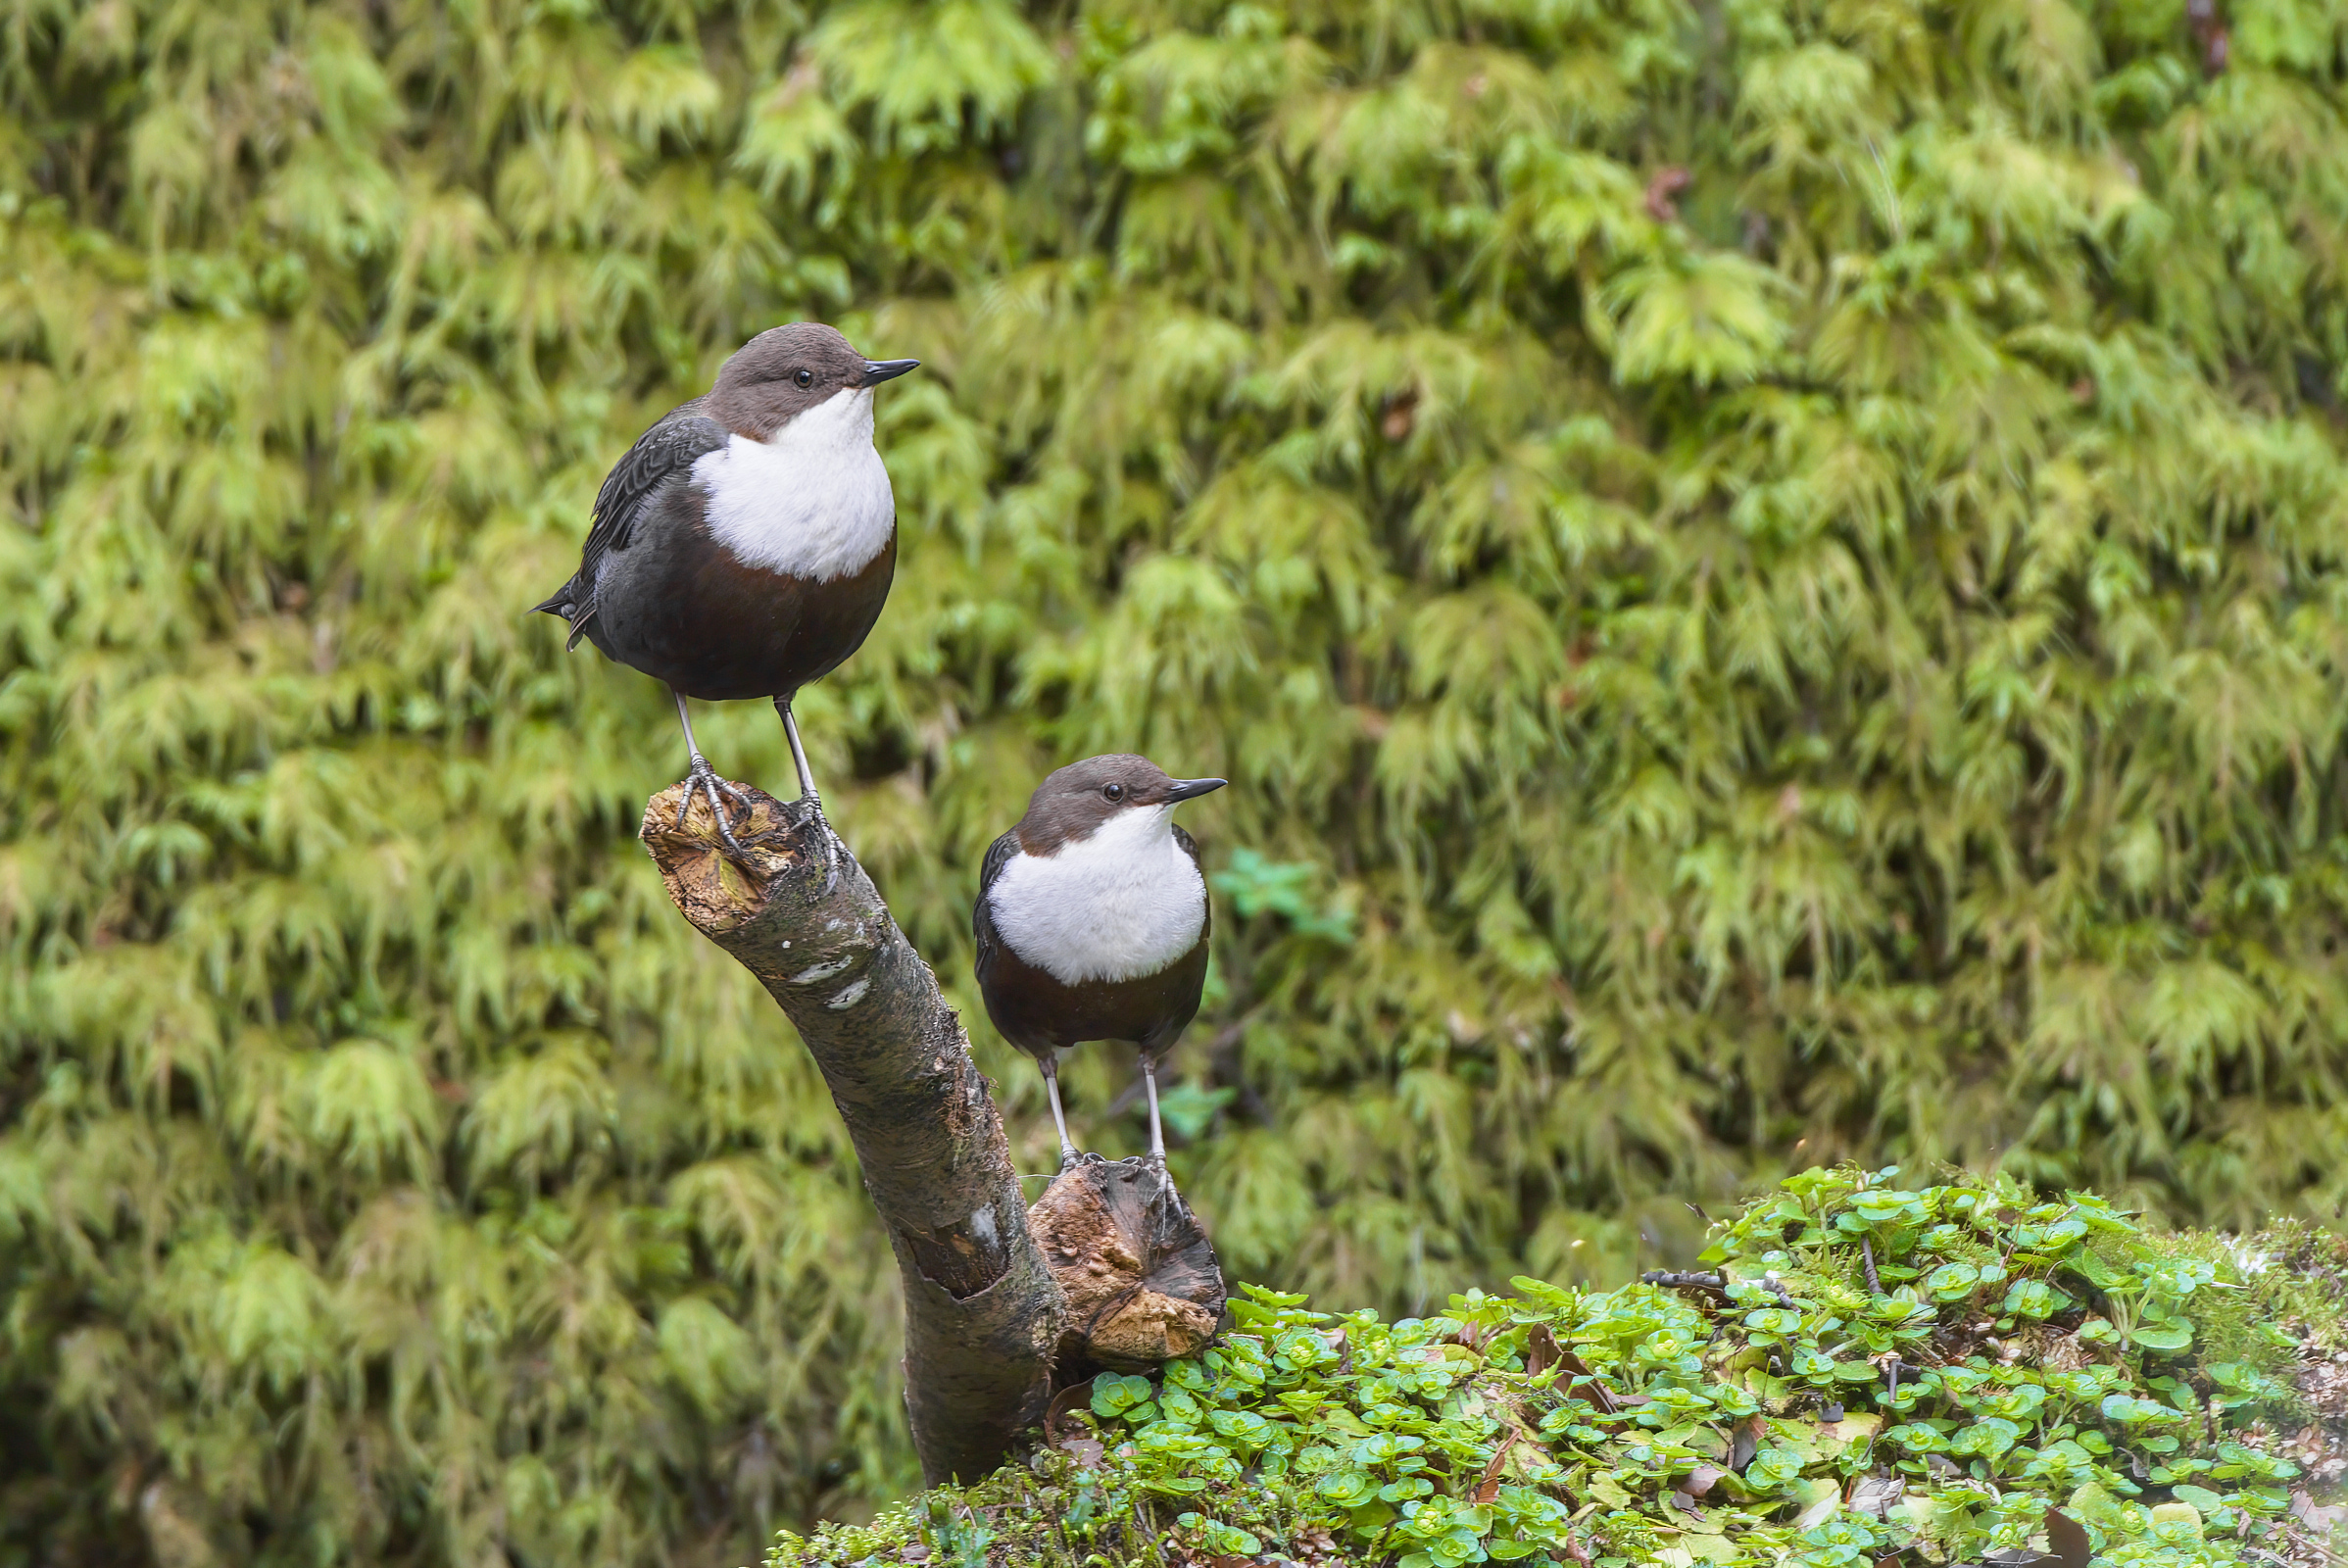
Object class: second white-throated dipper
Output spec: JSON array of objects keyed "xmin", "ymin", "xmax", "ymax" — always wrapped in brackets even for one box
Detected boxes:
[
  {"xmin": 534, "ymin": 322, "xmax": 918, "ymax": 850},
  {"xmin": 972, "ymin": 756, "xmax": 1228, "ymax": 1169}
]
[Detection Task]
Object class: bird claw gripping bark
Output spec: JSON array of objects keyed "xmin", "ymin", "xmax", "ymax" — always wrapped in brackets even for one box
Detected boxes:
[
  {"xmin": 773, "ymin": 699, "xmax": 843, "ymax": 895},
  {"xmin": 1143, "ymin": 1152, "xmax": 1190, "ymax": 1217},
  {"xmin": 811, "ymin": 799, "xmax": 841, "ymax": 898},
  {"xmin": 783, "ymin": 791, "xmax": 844, "ymax": 897},
  {"xmin": 677, "ymin": 754, "xmax": 754, "ymax": 858}
]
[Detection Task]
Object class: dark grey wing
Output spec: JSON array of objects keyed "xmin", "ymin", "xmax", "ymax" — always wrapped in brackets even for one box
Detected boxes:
[
  {"xmin": 583, "ymin": 403, "xmax": 728, "ymax": 579},
  {"xmin": 972, "ymin": 829, "xmax": 1021, "ymax": 974},
  {"xmin": 536, "ymin": 401, "xmax": 730, "ymax": 647},
  {"xmin": 1174, "ymin": 824, "xmax": 1210, "ymax": 943}
]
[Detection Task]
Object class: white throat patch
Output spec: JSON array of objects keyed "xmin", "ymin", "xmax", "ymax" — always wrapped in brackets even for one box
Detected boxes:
[
  {"xmin": 693, "ymin": 387, "xmax": 896, "ymax": 581},
  {"xmin": 988, "ymin": 807, "xmax": 1207, "ymax": 986}
]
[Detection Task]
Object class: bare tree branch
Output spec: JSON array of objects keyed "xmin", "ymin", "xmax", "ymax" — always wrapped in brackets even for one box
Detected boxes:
[{"xmin": 641, "ymin": 783, "xmax": 1063, "ymax": 1486}]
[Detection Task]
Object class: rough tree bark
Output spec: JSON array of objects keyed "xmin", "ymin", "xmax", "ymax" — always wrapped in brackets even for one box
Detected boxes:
[{"xmin": 640, "ymin": 780, "xmax": 1225, "ymax": 1487}]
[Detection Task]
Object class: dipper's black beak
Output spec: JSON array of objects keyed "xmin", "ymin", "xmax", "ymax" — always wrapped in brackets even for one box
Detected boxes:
[
  {"xmin": 861, "ymin": 359, "xmax": 920, "ymax": 386},
  {"xmin": 1165, "ymin": 777, "xmax": 1228, "ymax": 804}
]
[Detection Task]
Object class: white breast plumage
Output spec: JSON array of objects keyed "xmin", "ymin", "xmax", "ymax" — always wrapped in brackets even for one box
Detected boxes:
[
  {"xmin": 692, "ymin": 386, "xmax": 896, "ymax": 581},
  {"xmin": 988, "ymin": 808, "xmax": 1206, "ymax": 986}
]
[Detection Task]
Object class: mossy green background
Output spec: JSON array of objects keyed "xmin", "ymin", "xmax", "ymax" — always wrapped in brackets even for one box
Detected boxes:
[{"xmin": 4, "ymin": 0, "xmax": 2348, "ymax": 1560}]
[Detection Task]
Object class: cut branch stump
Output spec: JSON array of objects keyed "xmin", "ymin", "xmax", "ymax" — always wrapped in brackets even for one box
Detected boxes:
[{"xmin": 641, "ymin": 780, "xmax": 1225, "ymax": 1485}]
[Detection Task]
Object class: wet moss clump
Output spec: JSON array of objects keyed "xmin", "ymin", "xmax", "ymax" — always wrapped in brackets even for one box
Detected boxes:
[{"xmin": 769, "ymin": 1168, "xmax": 2348, "ymax": 1568}]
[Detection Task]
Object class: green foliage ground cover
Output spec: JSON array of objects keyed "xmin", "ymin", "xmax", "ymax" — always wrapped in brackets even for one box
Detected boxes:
[
  {"xmin": 774, "ymin": 1170, "xmax": 2348, "ymax": 1568},
  {"xmin": 9, "ymin": 0, "xmax": 2348, "ymax": 1559}
]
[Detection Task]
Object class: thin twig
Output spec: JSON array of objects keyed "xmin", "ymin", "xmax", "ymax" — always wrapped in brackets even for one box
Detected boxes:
[
  {"xmin": 1640, "ymin": 1269, "xmax": 1796, "ymax": 1308},
  {"xmin": 1861, "ymin": 1236, "xmax": 1883, "ymax": 1295}
]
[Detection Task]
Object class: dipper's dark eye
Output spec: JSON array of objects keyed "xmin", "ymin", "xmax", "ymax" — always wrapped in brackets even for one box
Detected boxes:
[
  {"xmin": 794, "ymin": 368, "xmax": 813, "ymax": 388},
  {"xmin": 1102, "ymin": 782, "xmax": 1125, "ymax": 803}
]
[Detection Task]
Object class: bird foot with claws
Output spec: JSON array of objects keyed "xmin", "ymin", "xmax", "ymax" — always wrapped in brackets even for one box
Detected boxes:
[
  {"xmin": 676, "ymin": 755, "xmax": 754, "ymax": 856},
  {"xmin": 788, "ymin": 791, "xmax": 847, "ymax": 896}
]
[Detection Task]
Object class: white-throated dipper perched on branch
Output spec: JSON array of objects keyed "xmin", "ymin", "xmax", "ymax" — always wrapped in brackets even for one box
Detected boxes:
[
  {"xmin": 973, "ymin": 756, "xmax": 1227, "ymax": 1171},
  {"xmin": 534, "ymin": 322, "xmax": 918, "ymax": 852}
]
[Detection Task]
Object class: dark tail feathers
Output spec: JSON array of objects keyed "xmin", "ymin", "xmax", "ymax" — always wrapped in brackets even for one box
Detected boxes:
[{"xmin": 532, "ymin": 585, "xmax": 595, "ymax": 651}]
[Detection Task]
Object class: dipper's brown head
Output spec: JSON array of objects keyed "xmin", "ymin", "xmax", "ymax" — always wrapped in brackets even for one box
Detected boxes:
[
  {"xmin": 1014, "ymin": 755, "xmax": 1227, "ymax": 856},
  {"xmin": 707, "ymin": 322, "xmax": 918, "ymax": 439}
]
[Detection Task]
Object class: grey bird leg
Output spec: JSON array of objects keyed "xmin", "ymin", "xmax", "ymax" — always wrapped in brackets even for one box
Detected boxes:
[
  {"xmin": 769, "ymin": 699, "xmax": 845, "ymax": 892},
  {"xmin": 1040, "ymin": 1053, "xmax": 1081, "ymax": 1171},
  {"xmin": 672, "ymin": 688, "xmax": 750, "ymax": 854},
  {"xmin": 1142, "ymin": 1054, "xmax": 1166, "ymax": 1166},
  {"xmin": 775, "ymin": 697, "xmax": 825, "ymax": 822},
  {"xmin": 774, "ymin": 695, "xmax": 842, "ymax": 892}
]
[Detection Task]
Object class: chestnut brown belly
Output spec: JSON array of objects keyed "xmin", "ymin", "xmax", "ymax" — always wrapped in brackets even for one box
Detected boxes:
[
  {"xmin": 976, "ymin": 935, "xmax": 1208, "ymax": 1064},
  {"xmin": 585, "ymin": 510, "xmax": 897, "ymax": 702}
]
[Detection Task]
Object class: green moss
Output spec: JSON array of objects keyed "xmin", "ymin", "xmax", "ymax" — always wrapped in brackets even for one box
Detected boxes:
[
  {"xmin": 17, "ymin": 0, "xmax": 2348, "ymax": 1549},
  {"xmin": 2224, "ymin": 1224, "xmax": 2348, "ymax": 1358},
  {"xmin": 770, "ymin": 1169, "xmax": 2342, "ymax": 1568}
]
